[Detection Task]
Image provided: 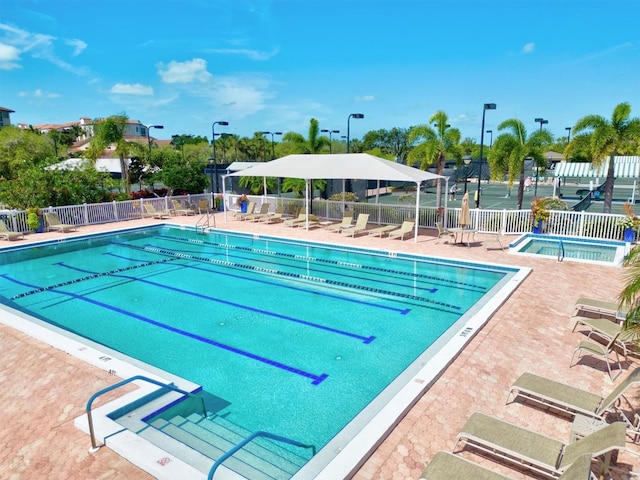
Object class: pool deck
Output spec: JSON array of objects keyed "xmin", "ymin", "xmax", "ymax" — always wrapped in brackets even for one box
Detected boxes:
[{"xmin": 2, "ymin": 212, "xmax": 639, "ymax": 480}]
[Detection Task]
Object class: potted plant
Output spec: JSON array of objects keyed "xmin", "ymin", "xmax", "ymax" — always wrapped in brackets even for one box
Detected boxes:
[
  {"xmin": 530, "ymin": 197, "xmax": 550, "ymax": 234},
  {"xmin": 27, "ymin": 207, "xmax": 43, "ymax": 233},
  {"xmin": 236, "ymin": 194, "xmax": 248, "ymax": 213},
  {"xmin": 618, "ymin": 203, "xmax": 638, "ymax": 243},
  {"xmin": 215, "ymin": 194, "xmax": 224, "ymax": 211}
]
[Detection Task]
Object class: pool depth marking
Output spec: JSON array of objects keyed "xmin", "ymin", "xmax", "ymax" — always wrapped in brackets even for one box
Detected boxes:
[{"xmin": 2, "ymin": 274, "xmax": 329, "ymax": 385}]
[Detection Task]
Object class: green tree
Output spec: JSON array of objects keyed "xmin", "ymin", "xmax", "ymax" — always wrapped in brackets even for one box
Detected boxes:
[
  {"xmin": 86, "ymin": 114, "xmax": 136, "ymax": 194},
  {"xmin": 281, "ymin": 119, "xmax": 328, "ymax": 197},
  {"xmin": 406, "ymin": 111, "xmax": 462, "ymax": 207},
  {"xmin": 489, "ymin": 119, "xmax": 553, "ymax": 209},
  {"xmin": 0, "ymin": 126, "xmax": 54, "ymax": 180},
  {"xmin": 565, "ymin": 102, "xmax": 640, "ymax": 213},
  {"xmin": 160, "ymin": 154, "xmax": 209, "ymax": 194},
  {"xmin": 362, "ymin": 127, "xmax": 412, "ymax": 162}
]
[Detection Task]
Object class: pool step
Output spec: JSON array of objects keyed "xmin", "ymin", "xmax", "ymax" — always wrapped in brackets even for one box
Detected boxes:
[{"xmin": 142, "ymin": 413, "xmax": 307, "ymax": 479}]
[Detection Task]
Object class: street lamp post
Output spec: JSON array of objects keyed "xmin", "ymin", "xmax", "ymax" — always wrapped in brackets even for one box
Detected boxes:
[
  {"xmin": 462, "ymin": 155, "xmax": 473, "ymax": 194},
  {"xmin": 146, "ymin": 124, "xmax": 164, "ymax": 156},
  {"xmin": 211, "ymin": 121, "xmax": 229, "ymax": 193},
  {"xmin": 208, "ymin": 157, "xmax": 215, "ymax": 195},
  {"xmin": 477, "ymin": 103, "xmax": 496, "ymax": 208},
  {"xmin": 346, "ymin": 113, "xmax": 364, "ymax": 153},
  {"xmin": 320, "ymin": 129, "xmax": 340, "ymax": 154},
  {"xmin": 565, "ymin": 127, "xmax": 571, "ymax": 143},
  {"xmin": 262, "ymin": 131, "xmax": 282, "ymax": 160},
  {"xmin": 534, "ymin": 117, "xmax": 548, "ymax": 197},
  {"xmin": 486, "ymin": 129, "xmax": 493, "ymax": 148}
]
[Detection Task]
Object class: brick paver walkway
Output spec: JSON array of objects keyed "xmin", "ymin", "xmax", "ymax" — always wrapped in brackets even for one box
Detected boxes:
[{"xmin": 1, "ymin": 213, "xmax": 638, "ymax": 479}]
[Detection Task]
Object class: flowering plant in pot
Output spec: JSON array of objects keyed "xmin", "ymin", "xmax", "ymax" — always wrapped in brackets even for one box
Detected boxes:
[{"xmin": 27, "ymin": 207, "xmax": 43, "ymax": 232}]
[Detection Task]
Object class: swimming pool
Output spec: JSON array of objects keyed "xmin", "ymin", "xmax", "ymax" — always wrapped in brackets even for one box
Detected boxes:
[
  {"xmin": 509, "ymin": 233, "xmax": 628, "ymax": 266},
  {"xmin": 0, "ymin": 225, "xmax": 526, "ymax": 479}
]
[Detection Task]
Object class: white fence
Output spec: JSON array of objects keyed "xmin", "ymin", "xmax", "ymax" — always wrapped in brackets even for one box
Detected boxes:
[{"xmin": 0, "ymin": 192, "xmax": 631, "ymax": 242}]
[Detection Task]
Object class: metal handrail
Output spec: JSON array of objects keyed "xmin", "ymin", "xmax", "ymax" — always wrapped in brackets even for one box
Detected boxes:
[
  {"xmin": 85, "ymin": 375, "xmax": 207, "ymax": 451},
  {"xmin": 207, "ymin": 430, "xmax": 316, "ymax": 480},
  {"xmin": 557, "ymin": 239, "xmax": 565, "ymax": 262}
]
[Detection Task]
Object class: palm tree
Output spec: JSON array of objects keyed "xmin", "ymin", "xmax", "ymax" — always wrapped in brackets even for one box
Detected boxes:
[
  {"xmin": 406, "ymin": 111, "xmax": 461, "ymax": 207},
  {"xmin": 489, "ymin": 119, "xmax": 552, "ymax": 209},
  {"xmin": 281, "ymin": 118, "xmax": 328, "ymax": 197},
  {"xmin": 565, "ymin": 102, "xmax": 640, "ymax": 214}
]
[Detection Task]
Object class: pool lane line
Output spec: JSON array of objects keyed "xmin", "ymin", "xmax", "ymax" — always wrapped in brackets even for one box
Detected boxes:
[
  {"xmin": 157, "ymin": 234, "xmax": 489, "ymax": 292},
  {"xmin": 50, "ymin": 262, "xmax": 379, "ymax": 345},
  {"xmin": 129, "ymin": 242, "xmax": 461, "ymax": 312},
  {"xmin": 2, "ymin": 273, "xmax": 329, "ymax": 385}
]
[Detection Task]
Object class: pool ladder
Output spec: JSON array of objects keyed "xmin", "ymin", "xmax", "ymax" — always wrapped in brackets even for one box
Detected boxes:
[
  {"xmin": 196, "ymin": 210, "xmax": 215, "ymax": 234},
  {"xmin": 557, "ymin": 239, "xmax": 565, "ymax": 262}
]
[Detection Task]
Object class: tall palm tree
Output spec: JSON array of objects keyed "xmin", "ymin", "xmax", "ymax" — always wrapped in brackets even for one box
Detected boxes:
[
  {"xmin": 406, "ymin": 111, "xmax": 461, "ymax": 207},
  {"xmin": 489, "ymin": 119, "xmax": 552, "ymax": 209},
  {"xmin": 281, "ymin": 118, "xmax": 328, "ymax": 197},
  {"xmin": 566, "ymin": 102, "xmax": 640, "ymax": 214}
]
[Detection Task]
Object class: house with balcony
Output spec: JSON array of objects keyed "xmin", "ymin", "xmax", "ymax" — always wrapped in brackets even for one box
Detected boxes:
[{"xmin": 0, "ymin": 107, "xmax": 15, "ymax": 128}]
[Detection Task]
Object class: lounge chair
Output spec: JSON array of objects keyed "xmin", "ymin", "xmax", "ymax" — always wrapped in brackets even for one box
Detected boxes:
[
  {"xmin": 259, "ymin": 206, "xmax": 284, "ymax": 224},
  {"xmin": 388, "ymin": 220, "xmax": 415, "ymax": 240},
  {"xmin": 326, "ymin": 212, "xmax": 354, "ymax": 232},
  {"xmin": 506, "ymin": 368, "xmax": 640, "ymax": 424},
  {"xmin": 171, "ymin": 199, "xmax": 195, "ymax": 216},
  {"xmin": 454, "ymin": 412, "xmax": 625, "ymax": 478},
  {"xmin": 420, "ymin": 451, "xmax": 594, "ymax": 480},
  {"xmin": 282, "ymin": 213, "xmax": 307, "ymax": 227},
  {"xmin": 0, "ymin": 220, "xmax": 24, "ymax": 241},
  {"xmin": 570, "ymin": 331, "xmax": 624, "ymax": 380},
  {"xmin": 367, "ymin": 224, "xmax": 399, "ymax": 237},
  {"xmin": 198, "ymin": 199, "xmax": 212, "ymax": 213},
  {"xmin": 234, "ymin": 201, "xmax": 256, "ymax": 220},
  {"xmin": 572, "ymin": 315, "xmax": 636, "ymax": 360},
  {"xmin": 244, "ymin": 203, "xmax": 270, "ymax": 222},
  {"xmin": 574, "ymin": 297, "xmax": 628, "ymax": 320},
  {"xmin": 284, "ymin": 214, "xmax": 319, "ymax": 228},
  {"xmin": 143, "ymin": 203, "xmax": 171, "ymax": 219},
  {"xmin": 342, "ymin": 213, "xmax": 370, "ymax": 237},
  {"xmin": 43, "ymin": 212, "xmax": 77, "ymax": 232}
]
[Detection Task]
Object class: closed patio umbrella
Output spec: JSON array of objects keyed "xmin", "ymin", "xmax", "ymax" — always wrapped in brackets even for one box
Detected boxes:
[{"xmin": 459, "ymin": 192, "xmax": 471, "ymax": 228}]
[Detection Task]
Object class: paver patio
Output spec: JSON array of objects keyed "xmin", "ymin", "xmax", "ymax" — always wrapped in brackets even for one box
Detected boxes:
[{"xmin": 1, "ymin": 212, "xmax": 638, "ymax": 479}]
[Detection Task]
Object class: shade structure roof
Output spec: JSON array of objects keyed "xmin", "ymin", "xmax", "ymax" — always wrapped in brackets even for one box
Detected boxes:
[
  {"xmin": 225, "ymin": 153, "xmax": 446, "ymax": 183},
  {"xmin": 554, "ymin": 156, "xmax": 640, "ymax": 179}
]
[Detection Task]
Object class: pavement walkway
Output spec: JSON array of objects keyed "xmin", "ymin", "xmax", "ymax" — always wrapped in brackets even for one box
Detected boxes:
[{"xmin": 1, "ymin": 212, "xmax": 639, "ymax": 479}]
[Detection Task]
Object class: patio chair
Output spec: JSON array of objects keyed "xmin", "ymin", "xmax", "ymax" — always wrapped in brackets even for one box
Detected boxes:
[
  {"xmin": 143, "ymin": 203, "xmax": 171, "ymax": 219},
  {"xmin": 259, "ymin": 206, "xmax": 284, "ymax": 224},
  {"xmin": 244, "ymin": 203, "xmax": 270, "ymax": 222},
  {"xmin": 43, "ymin": 212, "xmax": 77, "ymax": 232},
  {"xmin": 233, "ymin": 201, "xmax": 255, "ymax": 219},
  {"xmin": 326, "ymin": 211, "xmax": 354, "ymax": 232},
  {"xmin": 0, "ymin": 220, "xmax": 24, "ymax": 241},
  {"xmin": 367, "ymin": 224, "xmax": 399, "ymax": 237},
  {"xmin": 574, "ymin": 297, "xmax": 628, "ymax": 320},
  {"xmin": 171, "ymin": 199, "xmax": 195, "ymax": 216},
  {"xmin": 282, "ymin": 213, "xmax": 307, "ymax": 227},
  {"xmin": 435, "ymin": 221, "xmax": 451, "ymax": 239},
  {"xmin": 572, "ymin": 316, "xmax": 636, "ymax": 360},
  {"xmin": 506, "ymin": 368, "xmax": 640, "ymax": 430},
  {"xmin": 570, "ymin": 331, "xmax": 624, "ymax": 380},
  {"xmin": 341, "ymin": 213, "xmax": 370, "ymax": 237},
  {"xmin": 198, "ymin": 199, "xmax": 212, "ymax": 213},
  {"xmin": 420, "ymin": 451, "xmax": 594, "ymax": 480},
  {"xmin": 284, "ymin": 214, "xmax": 319, "ymax": 228},
  {"xmin": 388, "ymin": 220, "xmax": 415, "ymax": 240},
  {"xmin": 454, "ymin": 412, "xmax": 625, "ymax": 478}
]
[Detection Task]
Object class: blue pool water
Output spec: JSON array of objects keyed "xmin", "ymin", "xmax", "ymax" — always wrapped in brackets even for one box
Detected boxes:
[
  {"xmin": 509, "ymin": 234, "xmax": 626, "ymax": 266},
  {"xmin": 0, "ymin": 226, "xmax": 516, "ymax": 464}
]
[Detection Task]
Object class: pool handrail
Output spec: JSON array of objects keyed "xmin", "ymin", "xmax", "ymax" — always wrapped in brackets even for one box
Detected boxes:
[
  {"xmin": 208, "ymin": 430, "xmax": 316, "ymax": 480},
  {"xmin": 85, "ymin": 374, "xmax": 207, "ymax": 451},
  {"xmin": 558, "ymin": 239, "xmax": 565, "ymax": 262}
]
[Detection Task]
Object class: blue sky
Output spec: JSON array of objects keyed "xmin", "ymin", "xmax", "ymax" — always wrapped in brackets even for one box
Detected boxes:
[{"xmin": 1, "ymin": 0, "xmax": 639, "ymax": 145}]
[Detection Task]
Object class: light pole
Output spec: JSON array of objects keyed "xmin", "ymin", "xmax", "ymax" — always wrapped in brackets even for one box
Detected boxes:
[
  {"xmin": 211, "ymin": 121, "xmax": 229, "ymax": 193},
  {"xmin": 534, "ymin": 117, "xmax": 548, "ymax": 197},
  {"xmin": 476, "ymin": 103, "xmax": 496, "ymax": 208},
  {"xmin": 462, "ymin": 155, "xmax": 473, "ymax": 194},
  {"xmin": 146, "ymin": 124, "xmax": 164, "ymax": 157},
  {"xmin": 346, "ymin": 113, "xmax": 364, "ymax": 153},
  {"xmin": 321, "ymin": 129, "xmax": 340, "ymax": 153},
  {"xmin": 262, "ymin": 131, "xmax": 282, "ymax": 160},
  {"xmin": 486, "ymin": 129, "xmax": 493, "ymax": 148},
  {"xmin": 207, "ymin": 157, "xmax": 215, "ymax": 194},
  {"xmin": 565, "ymin": 127, "xmax": 571, "ymax": 143}
]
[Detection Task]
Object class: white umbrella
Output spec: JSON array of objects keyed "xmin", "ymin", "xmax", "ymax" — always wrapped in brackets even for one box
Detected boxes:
[{"xmin": 459, "ymin": 192, "xmax": 471, "ymax": 228}]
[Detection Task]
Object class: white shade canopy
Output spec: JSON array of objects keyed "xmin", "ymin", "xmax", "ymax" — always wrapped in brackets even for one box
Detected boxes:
[{"xmin": 225, "ymin": 153, "xmax": 448, "ymax": 242}]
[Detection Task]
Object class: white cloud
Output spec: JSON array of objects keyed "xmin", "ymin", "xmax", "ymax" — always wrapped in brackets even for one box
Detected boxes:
[
  {"xmin": 18, "ymin": 88, "xmax": 60, "ymax": 98},
  {"xmin": 355, "ymin": 95, "xmax": 375, "ymax": 102},
  {"xmin": 206, "ymin": 48, "xmax": 279, "ymax": 61},
  {"xmin": 66, "ymin": 38, "xmax": 87, "ymax": 56},
  {"xmin": 0, "ymin": 42, "xmax": 21, "ymax": 69},
  {"xmin": 110, "ymin": 83, "xmax": 154, "ymax": 95},
  {"xmin": 157, "ymin": 58, "xmax": 212, "ymax": 84},
  {"xmin": 521, "ymin": 42, "xmax": 535, "ymax": 54}
]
